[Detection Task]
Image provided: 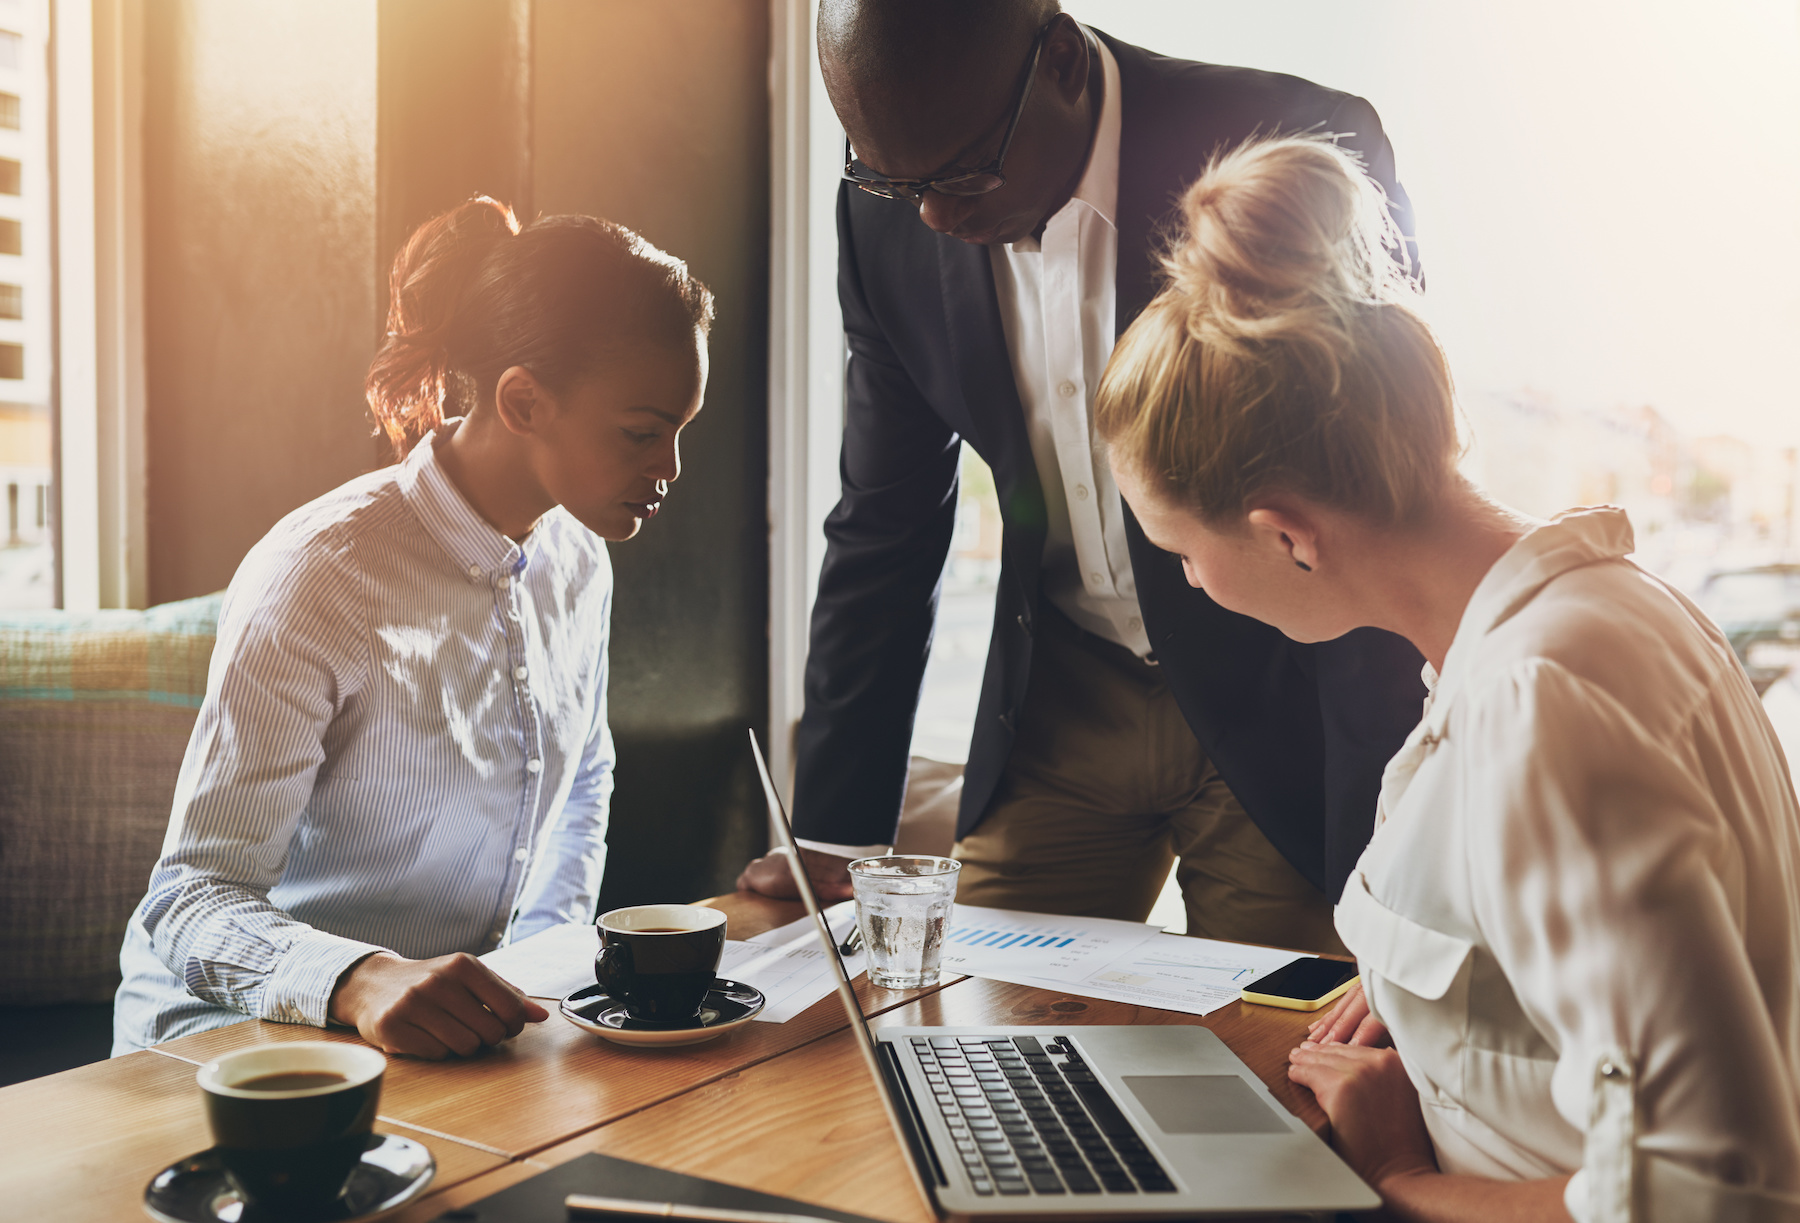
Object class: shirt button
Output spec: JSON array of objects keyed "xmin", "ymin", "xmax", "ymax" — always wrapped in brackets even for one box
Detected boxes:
[
  {"xmin": 497, "ymin": 575, "xmax": 511, "ymax": 589},
  {"xmin": 466, "ymin": 564, "xmax": 482, "ymax": 579},
  {"xmin": 1058, "ymin": 379, "xmax": 1079, "ymax": 399},
  {"xmin": 526, "ymin": 758, "xmax": 543, "ymax": 774},
  {"xmin": 1129, "ymin": 617, "xmax": 1142, "ymax": 633},
  {"xmin": 513, "ymin": 847, "xmax": 528, "ymax": 863},
  {"xmin": 1089, "ymin": 572, "xmax": 1104, "ymax": 588},
  {"xmin": 1074, "ymin": 484, "xmax": 1089, "ymax": 501},
  {"xmin": 513, "ymin": 665, "xmax": 528, "ymax": 681}
]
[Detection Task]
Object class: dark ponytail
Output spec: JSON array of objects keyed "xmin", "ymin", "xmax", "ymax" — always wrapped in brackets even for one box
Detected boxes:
[{"xmin": 366, "ymin": 196, "xmax": 715, "ymax": 458}]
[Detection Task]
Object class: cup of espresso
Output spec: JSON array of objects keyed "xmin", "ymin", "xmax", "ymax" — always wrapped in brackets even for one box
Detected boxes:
[
  {"xmin": 196, "ymin": 1041, "xmax": 387, "ymax": 1219},
  {"xmin": 595, "ymin": 904, "xmax": 727, "ymax": 1023}
]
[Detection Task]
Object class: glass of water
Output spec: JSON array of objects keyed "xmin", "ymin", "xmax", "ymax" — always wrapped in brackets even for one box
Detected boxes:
[{"xmin": 848, "ymin": 855, "xmax": 961, "ymax": 989}]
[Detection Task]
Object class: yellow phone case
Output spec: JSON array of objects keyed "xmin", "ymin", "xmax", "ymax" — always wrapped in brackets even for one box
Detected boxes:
[{"xmin": 1240, "ymin": 974, "xmax": 1358, "ymax": 1012}]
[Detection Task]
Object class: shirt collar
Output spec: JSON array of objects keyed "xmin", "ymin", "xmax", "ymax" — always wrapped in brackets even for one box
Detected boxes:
[
  {"xmin": 1070, "ymin": 29, "xmax": 1121, "ymax": 229},
  {"xmin": 1004, "ymin": 28, "xmax": 1120, "ymax": 252},
  {"xmin": 1429, "ymin": 505, "xmax": 1636, "ymax": 697},
  {"xmin": 397, "ymin": 421, "xmax": 533, "ymax": 584}
]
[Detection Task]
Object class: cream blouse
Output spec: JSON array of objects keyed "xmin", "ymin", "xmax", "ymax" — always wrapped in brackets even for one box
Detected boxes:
[{"xmin": 1337, "ymin": 507, "xmax": 1800, "ymax": 1221}]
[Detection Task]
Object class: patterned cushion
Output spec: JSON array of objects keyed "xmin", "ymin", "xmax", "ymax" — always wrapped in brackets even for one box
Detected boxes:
[{"xmin": 0, "ymin": 594, "xmax": 222, "ymax": 1004}]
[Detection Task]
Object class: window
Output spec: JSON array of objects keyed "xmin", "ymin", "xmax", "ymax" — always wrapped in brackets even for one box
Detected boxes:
[
  {"xmin": 884, "ymin": 4, "xmax": 1800, "ymax": 899},
  {"xmin": 0, "ymin": 3, "xmax": 59, "ymax": 610}
]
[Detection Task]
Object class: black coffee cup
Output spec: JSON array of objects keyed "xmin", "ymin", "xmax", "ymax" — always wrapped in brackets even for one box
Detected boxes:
[
  {"xmin": 594, "ymin": 904, "xmax": 727, "ymax": 1023},
  {"xmin": 196, "ymin": 1041, "xmax": 387, "ymax": 1220}
]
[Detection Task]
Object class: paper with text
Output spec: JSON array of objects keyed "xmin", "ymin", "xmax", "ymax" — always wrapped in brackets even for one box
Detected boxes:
[
  {"xmin": 480, "ymin": 921, "xmax": 598, "ymax": 1000},
  {"xmin": 981, "ymin": 932, "xmax": 1307, "ymax": 1017},
  {"xmin": 937, "ymin": 904, "xmax": 1164, "ymax": 981},
  {"xmin": 720, "ymin": 901, "xmax": 866, "ymax": 1023}
]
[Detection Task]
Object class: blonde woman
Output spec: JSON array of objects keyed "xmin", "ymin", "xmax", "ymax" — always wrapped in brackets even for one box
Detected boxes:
[{"xmin": 1094, "ymin": 136, "xmax": 1800, "ymax": 1220}]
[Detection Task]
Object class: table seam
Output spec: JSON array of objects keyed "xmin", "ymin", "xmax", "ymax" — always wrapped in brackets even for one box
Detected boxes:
[
  {"xmin": 376, "ymin": 1116, "xmax": 514, "ymax": 1159},
  {"xmin": 148, "ymin": 1046, "xmax": 201, "ymax": 1067}
]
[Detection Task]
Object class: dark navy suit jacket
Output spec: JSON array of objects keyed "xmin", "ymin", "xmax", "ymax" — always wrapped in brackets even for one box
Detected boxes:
[{"xmin": 792, "ymin": 31, "xmax": 1429, "ymax": 900}]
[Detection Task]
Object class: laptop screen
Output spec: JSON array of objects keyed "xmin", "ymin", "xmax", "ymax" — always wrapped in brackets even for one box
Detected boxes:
[{"xmin": 747, "ymin": 730, "xmax": 885, "ymax": 1057}]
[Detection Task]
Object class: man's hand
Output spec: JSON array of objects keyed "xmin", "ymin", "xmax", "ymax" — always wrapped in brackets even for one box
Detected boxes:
[
  {"xmin": 736, "ymin": 846, "xmax": 857, "ymax": 902},
  {"xmin": 1306, "ymin": 979, "xmax": 1390, "ymax": 1047},
  {"xmin": 328, "ymin": 951, "xmax": 548, "ymax": 1059},
  {"xmin": 1288, "ymin": 1039, "xmax": 1436, "ymax": 1194}
]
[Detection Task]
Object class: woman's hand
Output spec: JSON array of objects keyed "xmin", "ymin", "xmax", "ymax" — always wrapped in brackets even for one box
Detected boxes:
[
  {"xmin": 328, "ymin": 951, "xmax": 549, "ymax": 1059},
  {"xmin": 1306, "ymin": 978, "xmax": 1390, "ymax": 1047},
  {"xmin": 1288, "ymin": 1039, "xmax": 1437, "ymax": 1195}
]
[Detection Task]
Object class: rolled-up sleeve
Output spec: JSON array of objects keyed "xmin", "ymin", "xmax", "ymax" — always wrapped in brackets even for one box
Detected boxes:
[
  {"xmin": 1463, "ymin": 660, "xmax": 1800, "ymax": 1220},
  {"xmin": 137, "ymin": 532, "xmax": 383, "ymax": 1028}
]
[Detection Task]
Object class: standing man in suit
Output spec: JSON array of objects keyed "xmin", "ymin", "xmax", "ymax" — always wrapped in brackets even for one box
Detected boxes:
[{"xmin": 739, "ymin": 0, "xmax": 1427, "ymax": 952}]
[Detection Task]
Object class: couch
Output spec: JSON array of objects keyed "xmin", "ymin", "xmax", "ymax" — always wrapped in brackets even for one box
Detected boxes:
[
  {"xmin": 0, "ymin": 592, "xmax": 967, "ymax": 1087},
  {"xmin": 0, "ymin": 594, "xmax": 222, "ymax": 1084}
]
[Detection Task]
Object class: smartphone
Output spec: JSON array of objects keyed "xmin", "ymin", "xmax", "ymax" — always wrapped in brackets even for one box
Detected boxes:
[{"xmin": 1240, "ymin": 957, "xmax": 1359, "ymax": 1012}]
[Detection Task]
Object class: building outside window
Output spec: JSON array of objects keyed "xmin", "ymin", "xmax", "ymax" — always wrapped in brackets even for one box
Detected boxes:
[{"xmin": 0, "ymin": 1, "xmax": 49, "ymax": 607}]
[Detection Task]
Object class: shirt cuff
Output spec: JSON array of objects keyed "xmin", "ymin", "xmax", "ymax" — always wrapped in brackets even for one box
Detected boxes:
[
  {"xmin": 260, "ymin": 930, "xmax": 389, "ymax": 1028},
  {"xmin": 794, "ymin": 838, "xmax": 892, "ymax": 862}
]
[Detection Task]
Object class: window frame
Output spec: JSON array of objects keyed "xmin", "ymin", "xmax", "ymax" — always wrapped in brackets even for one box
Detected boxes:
[
  {"xmin": 51, "ymin": 0, "xmax": 146, "ymax": 610},
  {"xmin": 766, "ymin": 0, "xmax": 847, "ymax": 800}
]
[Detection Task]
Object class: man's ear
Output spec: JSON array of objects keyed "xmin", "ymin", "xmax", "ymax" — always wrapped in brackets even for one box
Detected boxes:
[
  {"xmin": 493, "ymin": 366, "xmax": 551, "ymax": 438},
  {"xmin": 1245, "ymin": 503, "xmax": 1321, "ymax": 573},
  {"xmin": 1042, "ymin": 14, "xmax": 1090, "ymax": 104}
]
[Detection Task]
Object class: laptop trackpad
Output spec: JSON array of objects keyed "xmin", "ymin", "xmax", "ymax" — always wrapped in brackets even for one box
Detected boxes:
[{"xmin": 1123, "ymin": 1076, "xmax": 1290, "ymax": 1134}]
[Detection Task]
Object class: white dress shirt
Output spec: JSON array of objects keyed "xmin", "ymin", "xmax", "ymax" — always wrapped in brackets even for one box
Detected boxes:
[
  {"xmin": 1336, "ymin": 507, "xmax": 1800, "ymax": 1220},
  {"xmin": 799, "ymin": 34, "xmax": 1141, "ymax": 865},
  {"xmin": 114, "ymin": 423, "xmax": 615, "ymax": 1053},
  {"xmin": 989, "ymin": 34, "xmax": 1149, "ymax": 659}
]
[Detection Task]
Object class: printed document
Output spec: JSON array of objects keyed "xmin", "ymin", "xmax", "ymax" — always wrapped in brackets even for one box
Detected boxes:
[
  {"xmin": 975, "ymin": 931, "xmax": 1307, "ymax": 1017},
  {"xmin": 937, "ymin": 904, "xmax": 1165, "ymax": 980}
]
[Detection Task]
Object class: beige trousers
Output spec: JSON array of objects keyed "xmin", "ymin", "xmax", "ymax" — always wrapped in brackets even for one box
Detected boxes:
[{"xmin": 953, "ymin": 606, "xmax": 1346, "ymax": 956}]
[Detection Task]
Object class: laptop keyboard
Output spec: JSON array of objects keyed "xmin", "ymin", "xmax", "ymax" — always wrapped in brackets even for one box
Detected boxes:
[{"xmin": 910, "ymin": 1035, "xmax": 1176, "ymax": 1198}]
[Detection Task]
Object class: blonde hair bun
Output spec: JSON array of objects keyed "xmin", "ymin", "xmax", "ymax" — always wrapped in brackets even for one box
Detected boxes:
[
  {"xmin": 1097, "ymin": 133, "xmax": 1455, "ymax": 527},
  {"xmin": 1168, "ymin": 135, "xmax": 1411, "ymax": 356}
]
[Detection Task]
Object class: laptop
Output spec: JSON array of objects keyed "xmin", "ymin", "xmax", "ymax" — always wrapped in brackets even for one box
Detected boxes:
[{"xmin": 747, "ymin": 730, "xmax": 1379, "ymax": 1220}]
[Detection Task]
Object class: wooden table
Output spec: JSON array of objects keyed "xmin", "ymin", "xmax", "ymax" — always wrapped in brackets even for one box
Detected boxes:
[{"xmin": 0, "ymin": 893, "xmax": 1331, "ymax": 1222}]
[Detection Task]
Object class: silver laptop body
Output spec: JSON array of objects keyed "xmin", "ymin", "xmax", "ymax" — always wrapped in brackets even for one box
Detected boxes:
[{"xmin": 747, "ymin": 731, "xmax": 1379, "ymax": 1220}]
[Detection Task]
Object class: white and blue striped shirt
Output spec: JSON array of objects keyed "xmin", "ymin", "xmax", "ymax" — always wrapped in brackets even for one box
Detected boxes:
[{"xmin": 114, "ymin": 425, "xmax": 614, "ymax": 1053}]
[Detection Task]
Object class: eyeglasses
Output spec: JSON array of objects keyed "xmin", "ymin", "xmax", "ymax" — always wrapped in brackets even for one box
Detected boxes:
[{"xmin": 842, "ymin": 19, "xmax": 1053, "ymax": 202}]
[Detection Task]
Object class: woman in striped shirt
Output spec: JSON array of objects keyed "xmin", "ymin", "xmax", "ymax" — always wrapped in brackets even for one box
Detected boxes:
[{"xmin": 114, "ymin": 198, "xmax": 713, "ymax": 1059}]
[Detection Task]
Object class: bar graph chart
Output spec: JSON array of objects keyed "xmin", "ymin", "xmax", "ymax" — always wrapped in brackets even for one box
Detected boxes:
[
  {"xmin": 937, "ymin": 905, "xmax": 1165, "ymax": 979},
  {"xmin": 947, "ymin": 925, "xmax": 1079, "ymax": 950},
  {"xmin": 935, "ymin": 906, "xmax": 1308, "ymax": 1017}
]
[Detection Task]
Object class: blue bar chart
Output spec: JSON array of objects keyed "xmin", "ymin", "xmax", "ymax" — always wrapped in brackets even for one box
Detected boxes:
[
  {"xmin": 947, "ymin": 926, "xmax": 1079, "ymax": 950},
  {"xmin": 938, "ymin": 905, "xmax": 1165, "ymax": 979}
]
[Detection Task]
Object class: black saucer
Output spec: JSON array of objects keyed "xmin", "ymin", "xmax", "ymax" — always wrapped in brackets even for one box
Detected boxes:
[
  {"xmin": 143, "ymin": 1132, "xmax": 435, "ymax": 1223},
  {"xmin": 560, "ymin": 978, "xmax": 765, "ymax": 1046}
]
